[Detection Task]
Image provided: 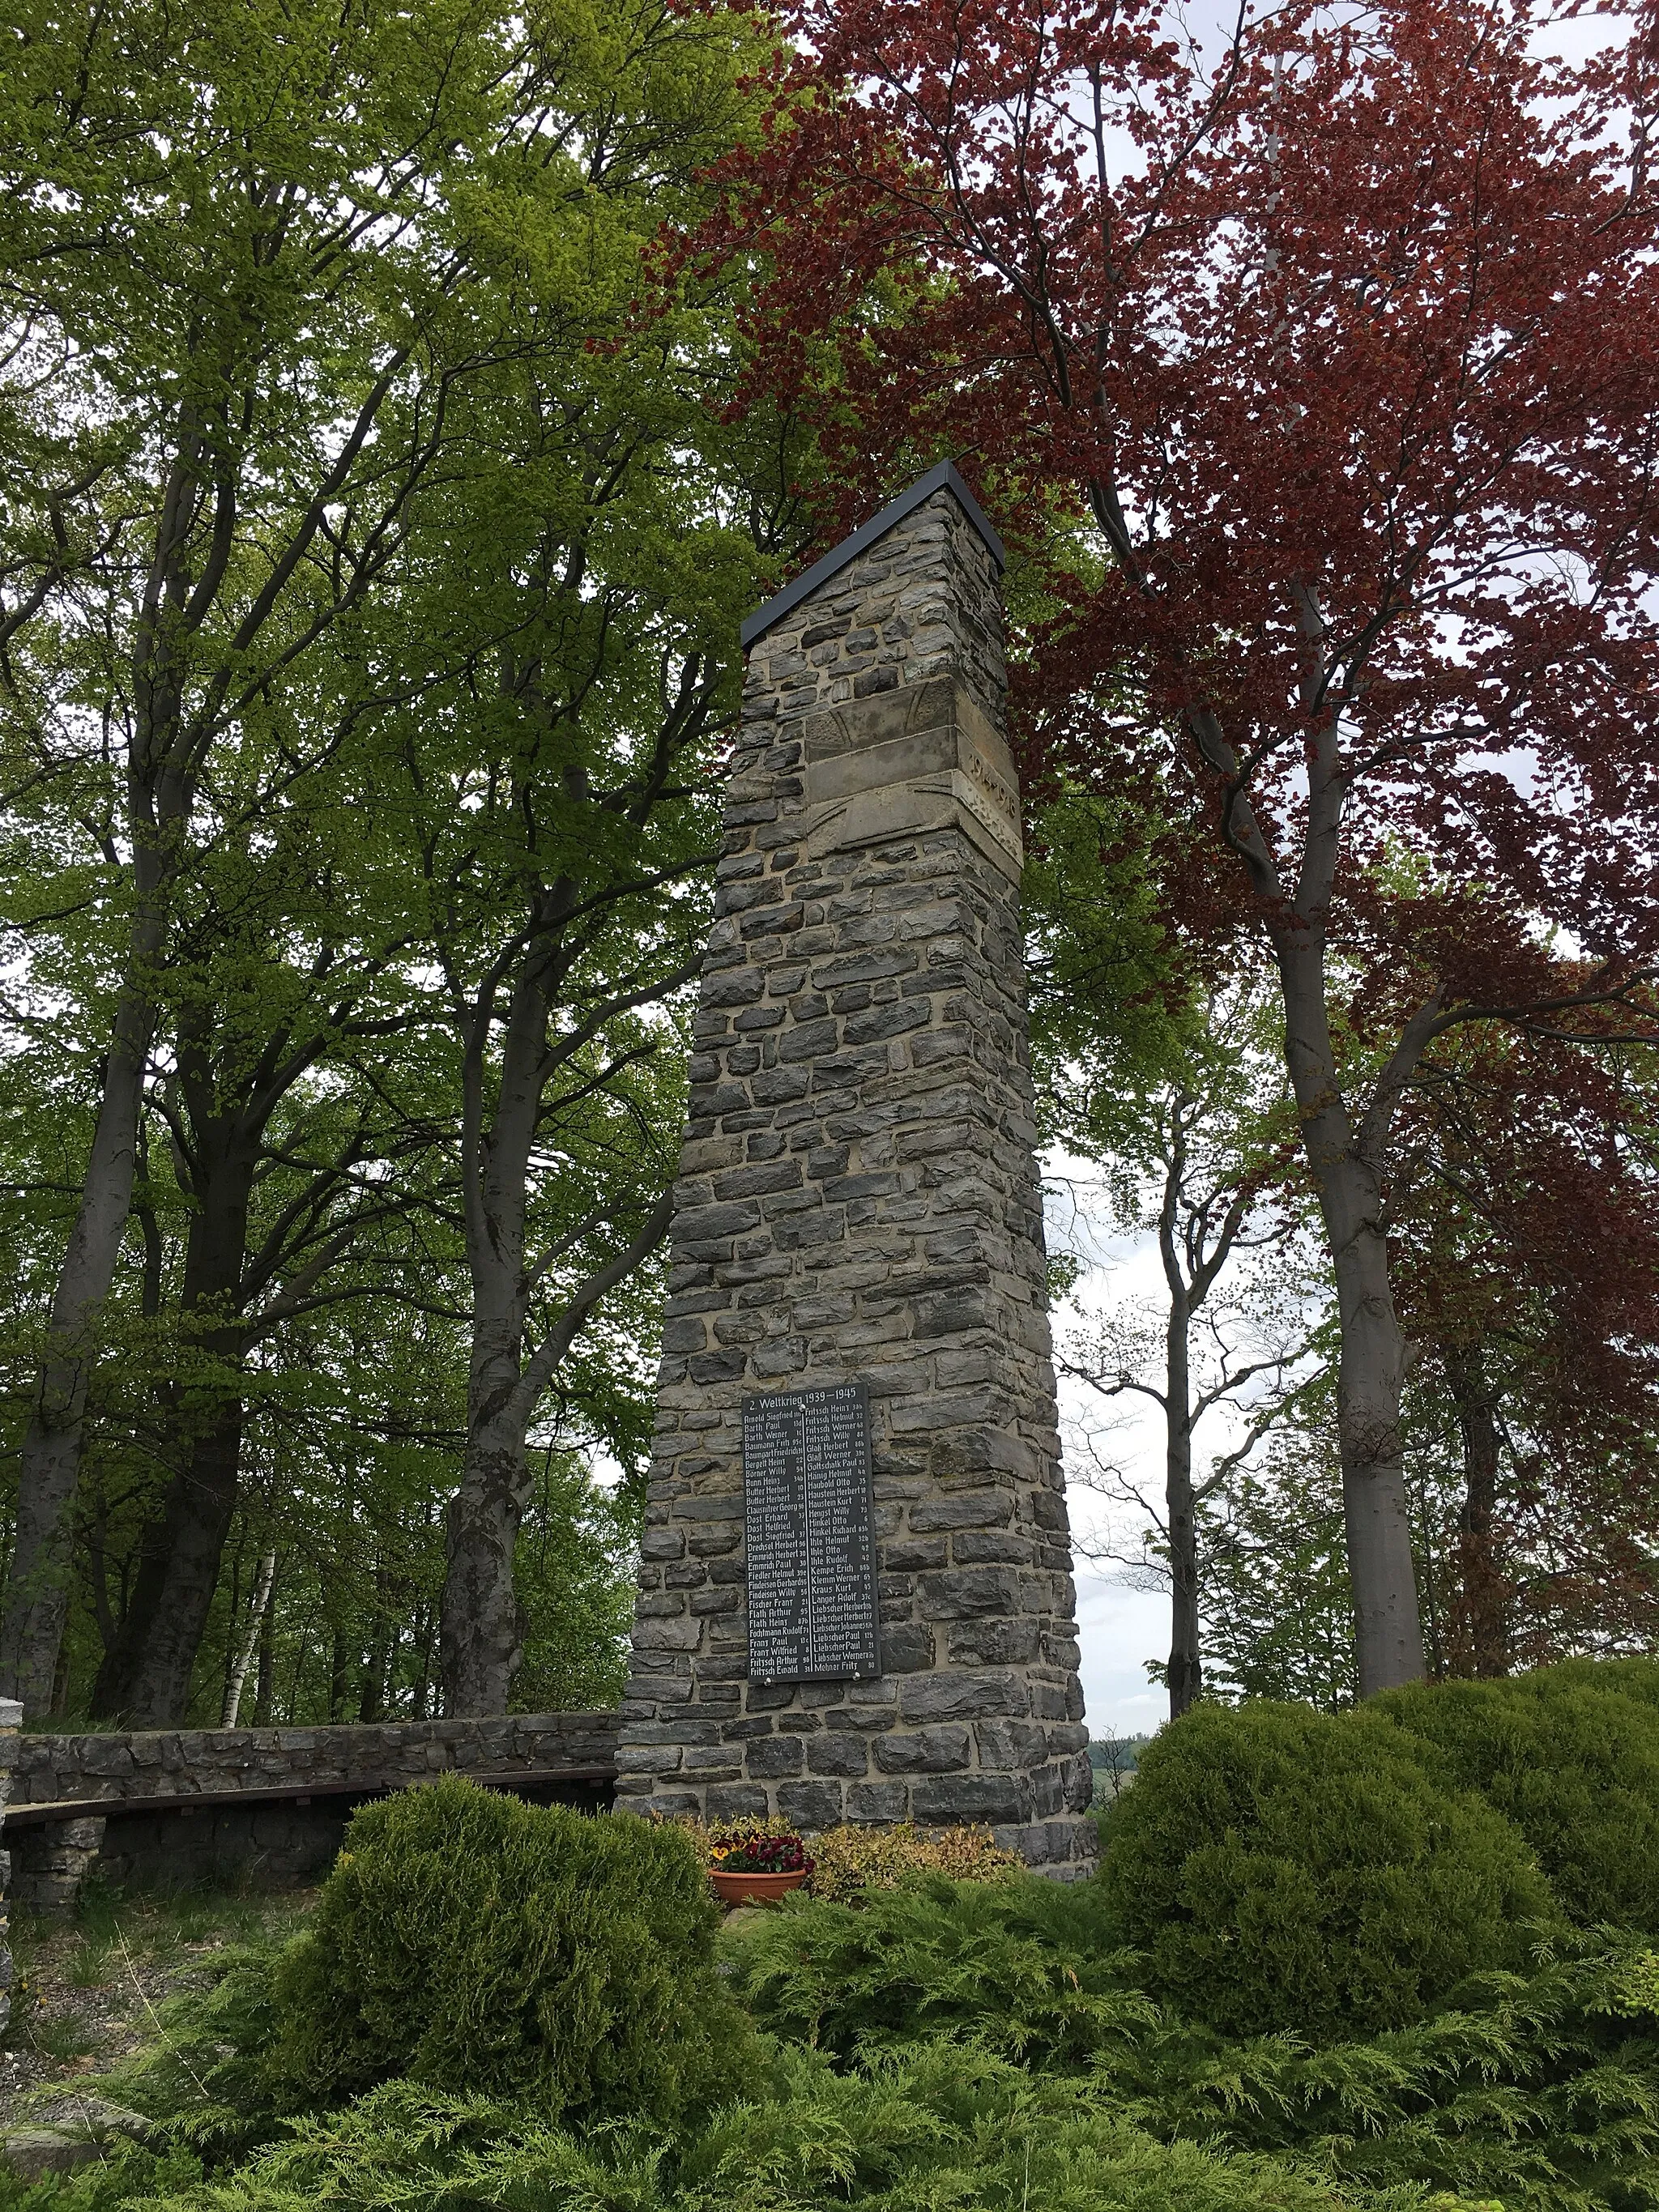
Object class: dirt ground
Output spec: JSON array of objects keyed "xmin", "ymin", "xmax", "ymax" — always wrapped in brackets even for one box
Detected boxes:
[{"xmin": 1, "ymin": 1888, "xmax": 316, "ymax": 2121}]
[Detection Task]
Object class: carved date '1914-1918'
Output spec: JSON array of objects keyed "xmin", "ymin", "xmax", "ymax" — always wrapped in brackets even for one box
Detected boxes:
[{"xmin": 742, "ymin": 1381, "xmax": 881, "ymax": 1681}]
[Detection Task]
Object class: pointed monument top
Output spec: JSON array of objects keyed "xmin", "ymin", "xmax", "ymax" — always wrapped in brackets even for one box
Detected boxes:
[{"xmin": 740, "ymin": 460, "xmax": 1006, "ymax": 652}]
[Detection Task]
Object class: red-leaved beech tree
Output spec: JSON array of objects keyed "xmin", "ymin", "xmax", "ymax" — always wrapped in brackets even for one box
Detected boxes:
[
  {"xmin": 698, "ymin": 0, "xmax": 1659, "ymax": 1691},
  {"xmin": 1388, "ymin": 1023, "xmax": 1659, "ymax": 1673}
]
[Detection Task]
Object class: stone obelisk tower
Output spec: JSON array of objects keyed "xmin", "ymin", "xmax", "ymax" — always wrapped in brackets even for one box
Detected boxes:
[{"xmin": 616, "ymin": 463, "xmax": 1094, "ymax": 1872}]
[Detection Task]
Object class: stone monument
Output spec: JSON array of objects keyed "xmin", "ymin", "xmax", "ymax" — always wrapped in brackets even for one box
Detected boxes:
[{"xmin": 616, "ymin": 462, "xmax": 1094, "ymax": 1872}]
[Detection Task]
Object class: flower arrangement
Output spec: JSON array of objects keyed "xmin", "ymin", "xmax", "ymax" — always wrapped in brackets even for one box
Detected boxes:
[{"xmin": 709, "ymin": 1831, "xmax": 814, "ymax": 1877}]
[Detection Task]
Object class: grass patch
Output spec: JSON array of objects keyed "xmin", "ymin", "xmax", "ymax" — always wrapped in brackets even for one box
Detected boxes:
[{"xmin": 17, "ymin": 2006, "xmax": 100, "ymax": 2061}]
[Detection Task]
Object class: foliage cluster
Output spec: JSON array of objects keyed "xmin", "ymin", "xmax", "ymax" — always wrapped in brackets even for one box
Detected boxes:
[
  {"xmin": 0, "ymin": 0, "xmax": 799, "ymax": 1730},
  {"xmin": 711, "ymin": 1833, "xmax": 814, "ymax": 1877},
  {"xmin": 1378, "ymin": 1664, "xmax": 1659, "ymax": 1933},
  {"xmin": 805, "ymin": 1822, "xmax": 1023, "ymax": 1903},
  {"xmin": 1099, "ymin": 1700, "xmax": 1556, "ymax": 2036},
  {"xmin": 7, "ymin": 1677, "xmax": 1659, "ymax": 2212},
  {"xmin": 267, "ymin": 1780, "xmax": 752, "ymax": 2120}
]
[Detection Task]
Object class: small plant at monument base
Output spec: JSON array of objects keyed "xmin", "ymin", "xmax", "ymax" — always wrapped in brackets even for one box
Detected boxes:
[
  {"xmin": 710, "ymin": 1832, "xmax": 813, "ymax": 1875},
  {"xmin": 707, "ymin": 1829, "xmax": 815, "ymax": 1905}
]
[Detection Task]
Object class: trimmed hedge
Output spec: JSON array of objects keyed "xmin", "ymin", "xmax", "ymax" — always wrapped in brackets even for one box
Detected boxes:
[
  {"xmin": 1098, "ymin": 1700, "xmax": 1556, "ymax": 2037},
  {"xmin": 268, "ymin": 1777, "xmax": 750, "ymax": 2119},
  {"xmin": 1377, "ymin": 1662, "xmax": 1659, "ymax": 1933}
]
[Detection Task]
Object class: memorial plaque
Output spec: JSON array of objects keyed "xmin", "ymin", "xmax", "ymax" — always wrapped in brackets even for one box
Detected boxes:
[{"xmin": 743, "ymin": 1381, "xmax": 881, "ymax": 1681}]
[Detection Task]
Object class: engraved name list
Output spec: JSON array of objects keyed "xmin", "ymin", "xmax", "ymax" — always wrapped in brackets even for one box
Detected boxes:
[{"xmin": 742, "ymin": 1382, "xmax": 881, "ymax": 1681}]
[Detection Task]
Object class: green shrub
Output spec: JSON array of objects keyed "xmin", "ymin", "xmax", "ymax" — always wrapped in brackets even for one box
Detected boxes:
[
  {"xmin": 267, "ymin": 1778, "xmax": 751, "ymax": 2120},
  {"xmin": 83, "ymin": 2048, "xmax": 1395, "ymax": 2212},
  {"xmin": 1098, "ymin": 1700, "xmax": 1556, "ymax": 2037},
  {"xmin": 1110, "ymin": 1925, "xmax": 1659, "ymax": 2211},
  {"xmin": 726, "ymin": 1873, "xmax": 1152, "ymax": 2065},
  {"xmin": 1548, "ymin": 1653, "xmax": 1659, "ymax": 1709},
  {"xmin": 1378, "ymin": 1663, "xmax": 1659, "ymax": 1932}
]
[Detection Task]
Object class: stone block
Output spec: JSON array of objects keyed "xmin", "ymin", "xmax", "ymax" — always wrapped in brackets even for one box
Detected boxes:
[
  {"xmin": 945, "ymin": 1619, "xmax": 1041, "ymax": 1666},
  {"xmin": 872, "ymin": 1726, "xmax": 971, "ymax": 1773},
  {"xmin": 910, "ymin": 1773, "xmax": 1029, "ymax": 1825},
  {"xmin": 847, "ymin": 1781, "xmax": 911, "ymax": 1822},
  {"xmin": 706, "ymin": 1784, "xmax": 770, "ymax": 1821},
  {"xmin": 898, "ymin": 1672, "xmax": 1030, "ymax": 1723},
  {"xmin": 745, "ymin": 1735, "xmax": 804, "ymax": 1779},
  {"xmin": 907, "ymin": 1491, "xmax": 1013, "ymax": 1533},
  {"xmin": 873, "ymin": 1623, "xmax": 935, "ymax": 1673},
  {"xmin": 973, "ymin": 1719, "xmax": 1051, "ymax": 1769},
  {"xmin": 916, "ymin": 1567, "xmax": 1020, "ymax": 1618},
  {"xmin": 627, "ymin": 1617, "xmax": 704, "ymax": 1652},
  {"xmin": 778, "ymin": 1782, "xmax": 846, "ymax": 1829},
  {"xmin": 805, "ymin": 1733, "xmax": 871, "ymax": 1778}
]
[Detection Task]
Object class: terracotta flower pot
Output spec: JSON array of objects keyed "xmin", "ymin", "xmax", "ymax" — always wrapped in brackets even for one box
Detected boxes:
[{"xmin": 710, "ymin": 1867, "xmax": 808, "ymax": 1907}]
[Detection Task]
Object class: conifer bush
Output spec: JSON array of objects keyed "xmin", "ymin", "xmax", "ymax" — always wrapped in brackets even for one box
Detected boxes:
[
  {"xmin": 1378, "ymin": 1662, "xmax": 1659, "ymax": 1932},
  {"xmin": 727, "ymin": 1872, "xmax": 1145, "ymax": 2063},
  {"xmin": 1098, "ymin": 1701, "xmax": 1556, "ymax": 2037},
  {"xmin": 266, "ymin": 1777, "xmax": 751, "ymax": 2120}
]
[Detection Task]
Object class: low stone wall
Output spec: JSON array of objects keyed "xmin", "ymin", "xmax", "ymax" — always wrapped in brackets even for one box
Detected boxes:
[
  {"xmin": 6, "ymin": 1711, "xmax": 620, "ymax": 1809},
  {"xmin": 5, "ymin": 1711, "xmax": 621, "ymax": 1912}
]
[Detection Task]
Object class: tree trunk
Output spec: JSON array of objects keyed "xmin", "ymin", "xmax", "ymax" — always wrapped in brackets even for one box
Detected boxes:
[
  {"xmin": 0, "ymin": 914, "xmax": 163, "ymax": 1715},
  {"xmin": 1163, "ymin": 1286, "xmax": 1202, "ymax": 1717},
  {"xmin": 329, "ymin": 1626, "xmax": 351, "ymax": 1722},
  {"xmin": 254, "ymin": 1563, "xmax": 277, "ymax": 1725},
  {"xmin": 441, "ymin": 1318, "xmax": 534, "ymax": 1716},
  {"xmin": 439, "ymin": 944, "xmax": 547, "ymax": 1719},
  {"xmin": 88, "ymin": 1131, "xmax": 256, "ymax": 1724},
  {"xmin": 1273, "ymin": 927, "xmax": 1426, "ymax": 1697},
  {"xmin": 358, "ymin": 1570, "xmax": 392, "ymax": 1722},
  {"xmin": 222, "ymin": 1547, "xmax": 276, "ymax": 1727},
  {"xmin": 1325, "ymin": 1191, "xmax": 1424, "ymax": 1693},
  {"xmin": 1177, "ymin": 587, "xmax": 1428, "ymax": 1699},
  {"xmin": 104, "ymin": 1392, "xmax": 246, "ymax": 1726},
  {"xmin": 0, "ymin": 407, "xmax": 223, "ymax": 1717},
  {"xmin": 1444, "ymin": 1339, "xmax": 1509, "ymax": 1676}
]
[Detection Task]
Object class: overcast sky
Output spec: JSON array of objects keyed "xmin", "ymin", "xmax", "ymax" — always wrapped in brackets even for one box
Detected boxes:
[{"xmin": 1044, "ymin": 1158, "xmax": 1175, "ymax": 1741}]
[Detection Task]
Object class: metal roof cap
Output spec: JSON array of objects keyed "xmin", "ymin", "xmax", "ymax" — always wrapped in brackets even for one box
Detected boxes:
[{"xmin": 740, "ymin": 460, "xmax": 1005, "ymax": 651}]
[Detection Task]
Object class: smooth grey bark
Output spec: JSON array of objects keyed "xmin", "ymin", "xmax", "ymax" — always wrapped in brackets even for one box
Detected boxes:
[
  {"xmin": 89, "ymin": 1004, "xmax": 406, "ymax": 1727},
  {"xmin": 0, "ymin": 462, "xmax": 195, "ymax": 1716},
  {"xmin": 1174, "ymin": 579, "xmax": 1431, "ymax": 1696},
  {"xmin": 435, "ymin": 659, "xmax": 717, "ymax": 1718},
  {"xmin": 1150, "ymin": 1093, "xmax": 1259, "ymax": 1718},
  {"xmin": 89, "ymin": 1093, "xmax": 257, "ymax": 1725},
  {"xmin": 1269, "ymin": 914, "xmax": 1429, "ymax": 1694},
  {"xmin": 253, "ymin": 1571, "xmax": 277, "ymax": 1725},
  {"xmin": 1162, "ymin": 1262, "xmax": 1201, "ymax": 1715},
  {"xmin": 440, "ymin": 1197, "xmax": 673, "ymax": 1713},
  {"xmin": 439, "ymin": 955, "xmax": 676, "ymax": 1717},
  {"xmin": 0, "ymin": 910, "xmax": 162, "ymax": 1715}
]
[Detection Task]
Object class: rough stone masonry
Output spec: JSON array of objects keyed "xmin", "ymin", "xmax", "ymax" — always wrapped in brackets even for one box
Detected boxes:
[{"xmin": 616, "ymin": 463, "xmax": 1094, "ymax": 1872}]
